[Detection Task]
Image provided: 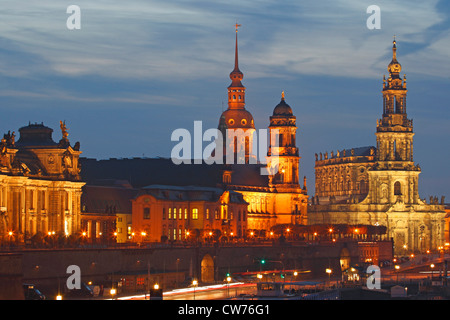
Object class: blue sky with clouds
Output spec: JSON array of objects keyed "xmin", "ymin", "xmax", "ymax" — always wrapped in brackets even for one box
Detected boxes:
[{"xmin": 0, "ymin": 0, "xmax": 449, "ymax": 199}]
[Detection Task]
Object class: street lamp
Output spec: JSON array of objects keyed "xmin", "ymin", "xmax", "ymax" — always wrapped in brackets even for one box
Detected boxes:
[
  {"xmin": 395, "ymin": 265, "xmax": 400, "ymax": 283},
  {"xmin": 110, "ymin": 288, "xmax": 116, "ymax": 299},
  {"xmin": 192, "ymin": 279, "xmax": 198, "ymax": 300},
  {"xmin": 8, "ymin": 231, "xmax": 13, "ymax": 248},
  {"xmin": 226, "ymin": 276, "xmax": 231, "ymax": 297},
  {"xmin": 326, "ymin": 268, "xmax": 332, "ymax": 285},
  {"xmin": 430, "ymin": 263, "xmax": 435, "ymax": 279},
  {"xmin": 257, "ymin": 273, "xmax": 263, "ymax": 281}
]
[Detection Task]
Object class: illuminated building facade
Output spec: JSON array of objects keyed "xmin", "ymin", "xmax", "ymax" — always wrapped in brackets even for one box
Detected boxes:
[
  {"xmin": 81, "ymin": 27, "xmax": 309, "ymax": 241},
  {"xmin": 0, "ymin": 122, "xmax": 84, "ymax": 244},
  {"xmin": 309, "ymin": 40, "xmax": 446, "ymax": 254},
  {"xmin": 131, "ymin": 185, "xmax": 248, "ymax": 242},
  {"xmin": 80, "ymin": 183, "xmax": 137, "ymax": 243},
  {"xmin": 217, "ymin": 27, "xmax": 308, "ymax": 234}
]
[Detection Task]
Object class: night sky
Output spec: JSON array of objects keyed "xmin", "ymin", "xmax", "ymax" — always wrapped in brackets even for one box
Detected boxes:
[{"xmin": 0, "ymin": 0, "xmax": 448, "ymax": 199}]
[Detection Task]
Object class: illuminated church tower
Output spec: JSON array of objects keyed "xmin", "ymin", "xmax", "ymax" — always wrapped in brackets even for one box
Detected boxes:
[
  {"xmin": 268, "ymin": 92, "xmax": 301, "ymax": 189},
  {"xmin": 376, "ymin": 38, "xmax": 413, "ymax": 165},
  {"xmin": 218, "ymin": 24, "xmax": 255, "ymax": 163},
  {"xmin": 309, "ymin": 39, "xmax": 446, "ymax": 254},
  {"xmin": 369, "ymin": 39, "xmax": 419, "ymax": 205}
]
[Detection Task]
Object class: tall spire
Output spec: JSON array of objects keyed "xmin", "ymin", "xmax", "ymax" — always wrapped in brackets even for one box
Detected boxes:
[
  {"xmin": 233, "ymin": 22, "xmax": 241, "ymax": 73},
  {"xmin": 228, "ymin": 23, "xmax": 245, "ymax": 109},
  {"xmin": 392, "ymin": 36, "xmax": 397, "ymax": 61},
  {"xmin": 229, "ymin": 23, "xmax": 243, "ymax": 87}
]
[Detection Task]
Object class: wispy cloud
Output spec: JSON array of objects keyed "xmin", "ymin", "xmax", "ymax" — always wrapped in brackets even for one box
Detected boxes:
[{"xmin": 0, "ymin": 0, "xmax": 447, "ymax": 82}]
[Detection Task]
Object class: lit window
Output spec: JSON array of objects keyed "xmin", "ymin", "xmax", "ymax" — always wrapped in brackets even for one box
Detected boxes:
[
  {"xmin": 168, "ymin": 208, "xmax": 172, "ymax": 219},
  {"xmin": 192, "ymin": 208, "xmax": 199, "ymax": 220}
]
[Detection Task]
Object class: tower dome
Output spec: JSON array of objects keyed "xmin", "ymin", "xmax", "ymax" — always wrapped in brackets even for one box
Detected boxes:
[
  {"xmin": 273, "ymin": 91, "xmax": 293, "ymax": 116},
  {"xmin": 220, "ymin": 108, "xmax": 254, "ymax": 130}
]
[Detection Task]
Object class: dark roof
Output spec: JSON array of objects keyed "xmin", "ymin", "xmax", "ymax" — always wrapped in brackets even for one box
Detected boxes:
[
  {"xmin": 272, "ymin": 98, "xmax": 293, "ymax": 116},
  {"xmin": 15, "ymin": 123, "xmax": 58, "ymax": 148},
  {"xmin": 228, "ymin": 163, "xmax": 269, "ymax": 188},
  {"xmin": 81, "ymin": 184, "xmax": 138, "ymax": 214},
  {"xmin": 138, "ymin": 185, "xmax": 248, "ymax": 204},
  {"xmin": 341, "ymin": 146, "xmax": 375, "ymax": 157},
  {"xmin": 80, "ymin": 157, "xmax": 270, "ymax": 190}
]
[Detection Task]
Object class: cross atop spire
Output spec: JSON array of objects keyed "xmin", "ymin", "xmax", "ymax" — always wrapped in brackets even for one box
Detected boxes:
[{"xmin": 235, "ymin": 22, "xmax": 241, "ymax": 33}]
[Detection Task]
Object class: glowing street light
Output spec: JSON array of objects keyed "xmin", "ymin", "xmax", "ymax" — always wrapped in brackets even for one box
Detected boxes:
[
  {"xmin": 394, "ymin": 265, "xmax": 400, "ymax": 283},
  {"xmin": 326, "ymin": 268, "xmax": 332, "ymax": 285},
  {"xmin": 192, "ymin": 279, "xmax": 198, "ymax": 300}
]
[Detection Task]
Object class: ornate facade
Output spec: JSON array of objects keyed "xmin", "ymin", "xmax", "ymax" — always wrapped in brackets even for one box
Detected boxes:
[
  {"xmin": 0, "ymin": 122, "xmax": 84, "ymax": 244},
  {"xmin": 309, "ymin": 40, "xmax": 446, "ymax": 254},
  {"xmin": 218, "ymin": 27, "xmax": 308, "ymax": 233}
]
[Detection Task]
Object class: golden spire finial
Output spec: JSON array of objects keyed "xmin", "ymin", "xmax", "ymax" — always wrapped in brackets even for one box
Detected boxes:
[
  {"xmin": 235, "ymin": 21, "xmax": 241, "ymax": 33},
  {"xmin": 281, "ymin": 91, "xmax": 285, "ymax": 100},
  {"xmin": 391, "ymin": 35, "xmax": 398, "ymax": 61}
]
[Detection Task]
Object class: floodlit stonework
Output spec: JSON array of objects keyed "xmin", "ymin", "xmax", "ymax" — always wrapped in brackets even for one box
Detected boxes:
[
  {"xmin": 0, "ymin": 122, "xmax": 84, "ymax": 244},
  {"xmin": 308, "ymin": 40, "xmax": 446, "ymax": 254},
  {"xmin": 217, "ymin": 27, "xmax": 308, "ymax": 234}
]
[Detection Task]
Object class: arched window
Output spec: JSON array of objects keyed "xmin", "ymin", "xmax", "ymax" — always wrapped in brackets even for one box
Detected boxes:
[
  {"xmin": 143, "ymin": 207, "xmax": 150, "ymax": 219},
  {"xmin": 394, "ymin": 181, "xmax": 402, "ymax": 195}
]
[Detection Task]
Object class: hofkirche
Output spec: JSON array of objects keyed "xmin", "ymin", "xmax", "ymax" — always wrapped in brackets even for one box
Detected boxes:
[
  {"xmin": 308, "ymin": 39, "xmax": 446, "ymax": 254},
  {"xmin": 0, "ymin": 30, "xmax": 446, "ymax": 254}
]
